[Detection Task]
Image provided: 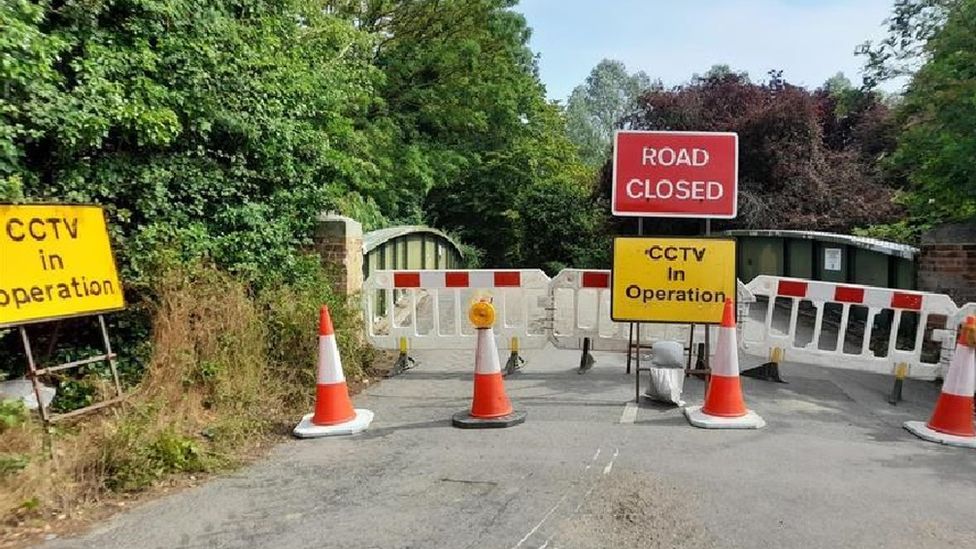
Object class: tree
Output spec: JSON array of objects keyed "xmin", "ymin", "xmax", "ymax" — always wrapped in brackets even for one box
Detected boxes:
[
  {"xmin": 565, "ymin": 59, "xmax": 652, "ymax": 166},
  {"xmin": 1, "ymin": 0, "xmax": 605, "ymax": 280},
  {"xmin": 1, "ymin": 0, "xmax": 384, "ymax": 284},
  {"xmin": 603, "ymin": 69, "xmax": 901, "ymax": 233},
  {"xmin": 885, "ymin": 0, "xmax": 976, "ymax": 230},
  {"xmin": 815, "ymin": 73, "xmax": 898, "ymax": 165},
  {"xmin": 858, "ymin": 0, "xmax": 958, "ymax": 89},
  {"xmin": 425, "ymin": 98, "xmax": 601, "ymax": 269},
  {"xmin": 694, "ymin": 64, "xmax": 750, "ymax": 84}
]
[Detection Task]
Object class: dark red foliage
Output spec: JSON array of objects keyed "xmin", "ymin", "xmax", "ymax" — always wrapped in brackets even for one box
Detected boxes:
[{"xmin": 601, "ymin": 73, "xmax": 902, "ymax": 234}]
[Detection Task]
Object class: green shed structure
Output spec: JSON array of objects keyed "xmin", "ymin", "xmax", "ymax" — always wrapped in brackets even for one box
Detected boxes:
[
  {"xmin": 363, "ymin": 226, "xmax": 465, "ymax": 280},
  {"xmin": 725, "ymin": 230, "xmax": 918, "ymax": 290}
]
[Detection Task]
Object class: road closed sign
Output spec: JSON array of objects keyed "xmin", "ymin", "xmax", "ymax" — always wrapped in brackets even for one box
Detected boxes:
[
  {"xmin": 0, "ymin": 204, "xmax": 124, "ymax": 327},
  {"xmin": 612, "ymin": 130, "xmax": 738, "ymax": 218},
  {"xmin": 611, "ymin": 237, "xmax": 736, "ymax": 324}
]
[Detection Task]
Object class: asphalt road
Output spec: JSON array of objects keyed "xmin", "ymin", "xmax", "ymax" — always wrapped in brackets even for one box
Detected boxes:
[{"xmin": 41, "ymin": 346, "xmax": 976, "ymax": 549}]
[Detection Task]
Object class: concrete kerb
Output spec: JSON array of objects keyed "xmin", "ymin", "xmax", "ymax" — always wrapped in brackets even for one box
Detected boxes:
[
  {"xmin": 904, "ymin": 421, "xmax": 976, "ymax": 449},
  {"xmin": 684, "ymin": 405, "xmax": 766, "ymax": 429},
  {"xmin": 293, "ymin": 409, "xmax": 374, "ymax": 438}
]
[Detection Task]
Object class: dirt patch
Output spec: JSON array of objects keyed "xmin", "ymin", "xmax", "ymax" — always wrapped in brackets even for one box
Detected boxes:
[{"xmin": 550, "ymin": 470, "xmax": 716, "ymax": 549}]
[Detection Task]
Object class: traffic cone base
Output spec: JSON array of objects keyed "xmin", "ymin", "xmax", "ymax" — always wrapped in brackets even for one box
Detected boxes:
[
  {"xmin": 684, "ymin": 405, "xmax": 766, "ymax": 429},
  {"xmin": 452, "ymin": 409, "xmax": 526, "ymax": 429},
  {"xmin": 294, "ymin": 409, "xmax": 374, "ymax": 439},
  {"xmin": 904, "ymin": 421, "xmax": 976, "ymax": 449}
]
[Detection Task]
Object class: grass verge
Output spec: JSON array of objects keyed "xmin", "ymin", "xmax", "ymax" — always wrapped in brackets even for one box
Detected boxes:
[{"xmin": 0, "ymin": 261, "xmax": 375, "ymax": 543}]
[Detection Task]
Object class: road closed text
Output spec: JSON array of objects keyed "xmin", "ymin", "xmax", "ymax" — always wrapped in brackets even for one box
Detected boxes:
[
  {"xmin": 0, "ymin": 205, "xmax": 124, "ymax": 326},
  {"xmin": 612, "ymin": 132, "xmax": 738, "ymax": 218},
  {"xmin": 625, "ymin": 178, "xmax": 724, "ymax": 201}
]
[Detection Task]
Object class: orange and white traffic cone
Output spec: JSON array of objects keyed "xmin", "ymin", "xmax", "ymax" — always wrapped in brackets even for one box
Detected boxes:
[
  {"xmin": 452, "ymin": 300, "xmax": 526, "ymax": 428},
  {"xmin": 294, "ymin": 305, "xmax": 374, "ymax": 438},
  {"xmin": 684, "ymin": 298, "xmax": 766, "ymax": 429},
  {"xmin": 904, "ymin": 316, "xmax": 976, "ymax": 449}
]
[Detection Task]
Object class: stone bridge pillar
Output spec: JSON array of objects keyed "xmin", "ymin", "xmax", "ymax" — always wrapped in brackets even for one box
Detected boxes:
[{"xmin": 314, "ymin": 213, "xmax": 363, "ymax": 296}]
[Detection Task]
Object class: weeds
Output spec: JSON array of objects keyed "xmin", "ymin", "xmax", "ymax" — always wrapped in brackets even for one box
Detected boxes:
[
  {"xmin": 0, "ymin": 400, "xmax": 27, "ymax": 431},
  {"xmin": 0, "ymin": 258, "xmax": 371, "ymax": 526}
]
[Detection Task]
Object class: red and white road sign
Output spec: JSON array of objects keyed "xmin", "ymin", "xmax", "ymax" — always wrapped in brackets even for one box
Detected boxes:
[{"xmin": 612, "ymin": 130, "xmax": 738, "ymax": 218}]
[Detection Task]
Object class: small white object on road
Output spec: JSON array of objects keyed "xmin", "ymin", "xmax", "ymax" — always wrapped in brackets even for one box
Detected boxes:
[{"xmin": 643, "ymin": 341, "xmax": 686, "ymax": 406}]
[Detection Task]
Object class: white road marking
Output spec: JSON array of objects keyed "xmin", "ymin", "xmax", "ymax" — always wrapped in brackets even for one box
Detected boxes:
[
  {"xmin": 619, "ymin": 402, "xmax": 638, "ymax": 424},
  {"xmin": 511, "ymin": 492, "xmax": 570, "ymax": 549},
  {"xmin": 574, "ymin": 484, "xmax": 598, "ymax": 513},
  {"xmin": 585, "ymin": 447, "xmax": 602, "ymax": 471},
  {"xmin": 513, "ymin": 447, "xmax": 604, "ymax": 548},
  {"xmin": 602, "ymin": 448, "xmax": 620, "ymax": 475}
]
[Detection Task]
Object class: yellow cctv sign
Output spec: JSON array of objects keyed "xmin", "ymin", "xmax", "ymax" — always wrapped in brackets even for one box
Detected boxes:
[
  {"xmin": 0, "ymin": 204, "xmax": 124, "ymax": 327},
  {"xmin": 611, "ymin": 237, "xmax": 736, "ymax": 324}
]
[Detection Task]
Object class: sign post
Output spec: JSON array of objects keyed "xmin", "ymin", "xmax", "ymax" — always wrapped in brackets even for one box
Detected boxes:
[
  {"xmin": 1, "ymin": 204, "xmax": 126, "ymax": 422},
  {"xmin": 610, "ymin": 130, "xmax": 739, "ymax": 398}
]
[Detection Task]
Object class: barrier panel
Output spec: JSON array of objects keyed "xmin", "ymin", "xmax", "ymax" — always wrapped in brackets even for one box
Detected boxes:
[
  {"xmin": 365, "ymin": 269, "xmax": 963, "ymax": 380},
  {"xmin": 364, "ymin": 270, "xmax": 551, "ymax": 350},
  {"xmin": 365, "ymin": 268, "xmax": 755, "ymax": 354},
  {"xmin": 740, "ymin": 276, "xmax": 956, "ymax": 379},
  {"xmin": 939, "ymin": 302, "xmax": 976, "ymax": 374},
  {"xmin": 548, "ymin": 269, "xmax": 756, "ymax": 352}
]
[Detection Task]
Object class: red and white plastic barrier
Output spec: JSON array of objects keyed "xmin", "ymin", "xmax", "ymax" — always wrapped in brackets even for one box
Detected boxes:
[
  {"xmin": 365, "ymin": 269, "xmax": 967, "ymax": 380},
  {"xmin": 366, "ymin": 268, "xmax": 754, "ymax": 354},
  {"xmin": 549, "ymin": 269, "xmax": 755, "ymax": 352},
  {"xmin": 364, "ymin": 269, "xmax": 551, "ymax": 350},
  {"xmin": 551, "ymin": 269, "xmax": 701, "ymax": 351},
  {"xmin": 740, "ymin": 276, "xmax": 956, "ymax": 379}
]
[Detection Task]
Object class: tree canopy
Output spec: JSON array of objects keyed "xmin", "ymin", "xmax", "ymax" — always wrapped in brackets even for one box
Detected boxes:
[
  {"xmin": 887, "ymin": 0, "xmax": 976, "ymax": 234},
  {"xmin": 595, "ymin": 69, "xmax": 901, "ymax": 234},
  {"xmin": 3, "ymin": 0, "xmax": 974, "ymax": 279},
  {"xmin": 0, "ymin": 0, "xmax": 596, "ymax": 278},
  {"xmin": 565, "ymin": 59, "xmax": 652, "ymax": 167}
]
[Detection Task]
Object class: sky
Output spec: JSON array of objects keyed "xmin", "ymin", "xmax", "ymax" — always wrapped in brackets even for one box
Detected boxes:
[{"xmin": 514, "ymin": 0, "xmax": 900, "ymax": 101}]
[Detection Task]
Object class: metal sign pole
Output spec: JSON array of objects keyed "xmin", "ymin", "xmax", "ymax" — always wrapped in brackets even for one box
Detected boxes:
[
  {"xmin": 16, "ymin": 315, "xmax": 127, "ymax": 424},
  {"xmin": 704, "ymin": 219, "xmax": 711, "ymax": 369},
  {"xmin": 19, "ymin": 327, "xmax": 49, "ymax": 423},
  {"xmin": 98, "ymin": 315, "xmax": 124, "ymax": 398},
  {"xmin": 634, "ymin": 322, "xmax": 641, "ymax": 402},
  {"xmin": 626, "ymin": 217, "xmax": 645, "ymax": 376}
]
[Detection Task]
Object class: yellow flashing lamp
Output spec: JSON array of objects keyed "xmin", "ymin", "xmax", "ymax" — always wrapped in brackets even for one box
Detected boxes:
[{"xmin": 469, "ymin": 299, "xmax": 496, "ymax": 329}]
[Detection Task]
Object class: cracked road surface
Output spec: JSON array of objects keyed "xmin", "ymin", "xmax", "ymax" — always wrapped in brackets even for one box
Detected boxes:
[{"xmin": 41, "ymin": 347, "xmax": 976, "ymax": 548}]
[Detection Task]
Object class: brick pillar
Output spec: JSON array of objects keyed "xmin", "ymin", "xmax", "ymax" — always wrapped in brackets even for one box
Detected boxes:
[
  {"xmin": 918, "ymin": 224, "xmax": 976, "ymax": 304},
  {"xmin": 314, "ymin": 213, "xmax": 363, "ymax": 295}
]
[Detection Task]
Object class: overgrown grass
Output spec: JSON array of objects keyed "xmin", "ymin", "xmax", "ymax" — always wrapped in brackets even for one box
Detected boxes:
[{"xmin": 0, "ymin": 260, "xmax": 372, "ymax": 526}]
